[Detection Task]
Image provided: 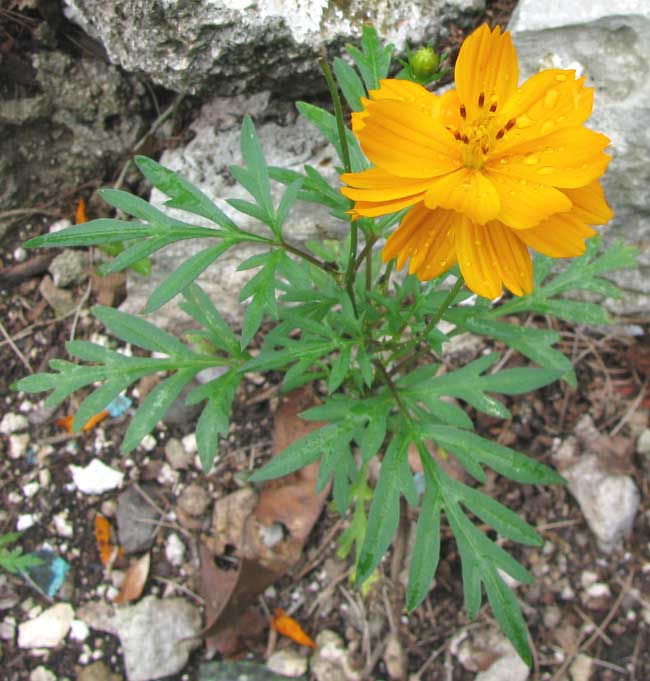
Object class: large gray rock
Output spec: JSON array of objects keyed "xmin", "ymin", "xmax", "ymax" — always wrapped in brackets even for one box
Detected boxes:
[
  {"xmin": 63, "ymin": 0, "xmax": 484, "ymax": 96},
  {"xmin": 121, "ymin": 94, "xmax": 345, "ymax": 329},
  {"xmin": 509, "ymin": 0, "xmax": 650, "ymax": 313},
  {"xmin": 0, "ymin": 49, "xmax": 149, "ymax": 214}
]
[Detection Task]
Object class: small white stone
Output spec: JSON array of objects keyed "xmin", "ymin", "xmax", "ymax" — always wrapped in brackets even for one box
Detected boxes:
[
  {"xmin": 8, "ymin": 491, "xmax": 22, "ymax": 504},
  {"xmin": 18, "ymin": 399, "xmax": 34, "ymax": 412},
  {"xmin": 39, "ymin": 469, "xmax": 51, "ymax": 487},
  {"xmin": 585, "ymin": 582, "xmax": 611, "ymax": 599},
  {"xmin": 637, "ymin": 428, "xmax": 650, "ymax": 455},
  {"xmin": 69, "ymin": 459, "xmax": 124, "ymax": 494},
  {"xmin": 140, "ymin": 434, "xmax": 157, "ymax": 452},
  {"xmin": 9, "ymin": 433, "xmax": 30, "ymax": 459},
  {"xmin": 0, "ymin": 617, "xmax": 16, "ymax": 640},
  {"xmin": 69, "ymin": 619, "xmax": 90, "ymax": 642},
  {"xmin": 14, "ymin": 247, "xmax": 27, "ymax": 262},
  {"xmin": 181, "ymin": 433, "xmax": 197, "ymax": 455},
  {"xmin": 570, "ymin": 653, "xmax": 594, "ymax": 681},
  {"xmin": 165, "ymin": 533, "xmax": 186, "ymax": 567},
  {"xmin": 48, "ymin": 218, "xmax": 72, "ymax": 233},
  {"xmin": 157, "ymin": 462, "xmax": 179, "ymax": 487},
  {"xmin": 29, "ymin": 666, "xmax": 57, "ymax": 681},
  {"xmin": 0, "ymin": 413, "xmax": 28, "ymax": 435},
  {"xmin": 17, "ymin": 514, "xmax": 36, "ymax": 531},
  {"xmin": 53, "ymin": 510, "xmax": 74, "ymax": 538},
  {"xmin": 267, "ymin": 649, "xmax": 308, "ymax": 677},
  {"xmin": 580, "ymin": 570, "xmax": 599, "ymax": 589},
  {"xmin": 22, "ymin": 481, "xmax": 40, "ymax": 498},
  {"xmin": 18, "ymin": 603, "xmax": 74, "ymax": 649}
]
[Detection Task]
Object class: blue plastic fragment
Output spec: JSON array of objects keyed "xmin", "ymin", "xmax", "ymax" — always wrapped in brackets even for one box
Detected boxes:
[
  {"xmin": 27, "ymin": 447, "xmax": 37, "ymax": 466},
  {"xmin": 24, "ymin": 549, "xmax": 70, "ymax": 598},
  {"xmin": 106, "ymin": 394, "xmax": 132, "ymax": 418}
]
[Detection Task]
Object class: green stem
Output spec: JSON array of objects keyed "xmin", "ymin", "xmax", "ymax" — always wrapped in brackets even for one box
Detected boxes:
[
  {"xmin": 279, "ymin": 240, "xmax": 339, "ymax": 278},
  {"xmin": 319, "ymin": 58, "xmax": 352, "ymax": 175},
  {"xmin": 389, "ymin": 276, "xmax": 465, "ymax": 376},
  {"xmin": 345, "ymin": 223, "xmax": 359, "ymax": 315}
]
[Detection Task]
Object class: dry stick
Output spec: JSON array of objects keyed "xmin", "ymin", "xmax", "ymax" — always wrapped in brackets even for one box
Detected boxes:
[
  {"xmin": 112, "ymin": 93, "xmax": 185, "ymax": 191},
  {"xmin": 410, "ymin": 642, "xmax": 446, "ymax": 681},
  {"xmin": 610, "ymin": 376, "xmax": 649, "ymax": 436},
  {"xmin": 69, "ymin": 279, "xmax": 93, "ymax": 342},
  {"xmin": 0, "ymin": 309, "xmax": 78, "ymax": 349},
  {"xmin": 0, "ymin": 207, "xmax": 61, "ymax": 222},
  {"xmin": 152, "ymin": 575, "xmax": 205, "ymax": 605},
  {"xmin": 0, "ymin": 318, "xmax": 33, "ymax": 373},
  {"xmin": 549, "ymin": 570, "xmax": 635, "ymax": 681},
  {"xmin": 295, "ymin": 517, "xmax": 345, "ymax": 579}
]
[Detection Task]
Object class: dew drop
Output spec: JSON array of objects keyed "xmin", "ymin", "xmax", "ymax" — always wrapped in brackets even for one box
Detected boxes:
[
  {"xmin": 516, "ymin": 115, "xmax": 532, "ymax": 129},
  {"xmin": 439, "ymin": 260, "xmax": 447, "ymax": 267},
  {"xmin": 540, "ymin": 120, "xmax": 554, "ymax": 135},
  {"xmin": 544, "ymin": 89, "xmax": 559, "ymax": 108},
  {"xmin": 555, "ymin": 73, "xmax": 568, "ymax": 82},
  {"xmin": 519, "ymin": 179, "xmax": 528, "ymax": 186},
  {"xmin": 524, "ymin": 155, "xmax": 539, "ymax": 165},
  {"xmin": 474, "ymin": 240, "xmax": 482, "ymax": 247},
  {"xmin": 556, "ymin": 115, "xmax": 566, "ymax": 123},
  {"xmin": 499, "ymin": 158, "xmax": 508, "ymax": 165},
  {"xmin": 538, "ymin": 166, "xmax": 554, "ymax": 175}
]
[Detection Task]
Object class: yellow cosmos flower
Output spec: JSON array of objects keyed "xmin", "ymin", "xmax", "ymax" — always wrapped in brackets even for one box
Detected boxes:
[{"xmin": 340, "ymin": 24, "xmax": 614, "ymax": 299}]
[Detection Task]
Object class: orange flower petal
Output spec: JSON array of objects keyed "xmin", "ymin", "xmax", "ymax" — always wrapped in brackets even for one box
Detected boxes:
[
  {"xmin": 562, "ymin": 181, "xmax": 613, "ymax": 225},
  {"xmin": 495, "ymin": 70, "xmax": 594, "ymax": 154},
  {"xmin": 348, "ymin": 194, "xmax": 425, "ymax": 219},
  {"xmin": 382, "ymin": 204, "xmax": 457, "ymax": 278},
  {"xmin": 340, "ymin": 167, "xmax": 435, "ymax": 201},
  {"xmin": 354, "ymin": 99, "xmax": 462, "ymax": 178},
  {"xmin": 424, "ymin": 168, "xmax": 500, "ymax": 224},
  {"xmin": 455, "ymin": 24, "xmax": 518, "ymax": 122},
  {"xmin": 75, "ymin": 198, "xmax": 88, "ymax": 225},
  {"xmin": 485, "ymin": 169, "xmax": 571, "ymax": 229},
  {"xmin": 488, "ymin": 127, "xmax": 612, "ymax": 188},
  {"xmin": 486, "ymin": 222, "xmax": 533, "ymax": 296},
  {"xmin": 455, "ymin": 220, "xmax": 504, "ymax": 300},
  {"xmin": 517, "ymin": 212, "xmax": 596, "ymax": 258},
  {"xmin": 271, "ymin": 608, "xmax": 317, "ymax": 649}
]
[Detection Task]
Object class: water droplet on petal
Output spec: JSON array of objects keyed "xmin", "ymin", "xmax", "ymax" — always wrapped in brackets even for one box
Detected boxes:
[
  {"xmin": 555, "ymin": 73, "xmax": 568, "ymax": 82},
  {"xmin": 519, "ymin": 179, "xmax": 528, "ymax": 186},
  {"xmin": 544, "ymin": 89, "xmax": 559, "ymax": 108},
  {"xmin": 516, "ymin": 115, "xmax": 532, "ymax": 129},
  {"xmin": 499, "ymin": 158, "xmax": 508, "ymax": 165},
  {"xmin": 524, "ymin": 155, "xmax": 539, "ymax": 165},
  {"xmin": 538, "ymin": 166, "xmax": 554, "ymax": 175},
  {"xmin": 439, "ymin": 260, "xmax": 447, "ymax": 267},
  {"xmin": 541, "ymin": 120, "xmax": 554, "ymax": 135}
]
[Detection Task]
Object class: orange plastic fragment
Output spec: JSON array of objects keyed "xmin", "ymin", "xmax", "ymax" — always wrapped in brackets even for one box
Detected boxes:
[
  {"xmin": 94, "ymin": 514, "xmax": 124, "ymax": 566},
  {"xmin": 55, "ymin": 410, "xmax": 109, "ymax": 434},
  {"xmin": 271, "ymin": 607, "xmax": 317, "ymax": 649},
  {"xmin": 75, "ymin": 197, "xmax": 88, "ymax": 224}
]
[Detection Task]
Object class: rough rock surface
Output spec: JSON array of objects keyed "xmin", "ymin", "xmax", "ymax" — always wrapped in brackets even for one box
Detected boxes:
[
  {"xmin": 0, "ymin": 48, "xmax": 149, "ymax": 214},
  {"xmin": 63, "ymin": 0, "xmax": 484, "ymax": 96},
  {"xmin": 121, "ymin": 95, "xmax": 344, "ymax": 329},
  {"xmin": 509, "ymin": 0, "xmax": 650, "ymax": 313}
]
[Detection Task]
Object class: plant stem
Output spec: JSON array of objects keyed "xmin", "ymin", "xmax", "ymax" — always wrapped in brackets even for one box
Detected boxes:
[
  {"xmin": 389, "ymin": 275, "xmax": 465, "ymax": 376},
  {"xmin": 319, "ymin": 58, "xmax": 352, "ymax": 175},
  {"xmin": 345, "ymin": 223, "xmax": 359, "ymax": 315},
  {"xmin": 279, "ymin": 240, "xmax": 339, "ymax": 278},
  {"xmin": 374, "ymin": 359, "xmax": 406, "ymax": 413}
]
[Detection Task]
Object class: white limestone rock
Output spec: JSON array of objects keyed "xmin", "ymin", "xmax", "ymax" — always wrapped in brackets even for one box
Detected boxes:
[{"xmin": 509, "ymin": 0, "xmax": 650, "ymax": 313}]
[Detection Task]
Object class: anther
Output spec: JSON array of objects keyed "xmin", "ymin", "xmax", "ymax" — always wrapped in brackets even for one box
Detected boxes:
[
  {"xmin": 495, "ymin": 129, "xmax": 505, "ymax": 140},
  {"xmin": 489, "ymin": 102, "xmax": 497, "ymax": 113},
  {"xmin": 461, "ymin": 134, "xmax": 470, "ymax": 144},
  {"xmin": 459, "ymin": 104, "xmax": 467, "ymax": 119},
  {"xmin": 481, "ymin": 144, "xmax": 489, "ymax": 154},
  {"xmin": 478, "ymin": 92, "xmax": 485, "ymax": 108},
  {"xmin": 505, "ymin": 118, "xmax": 516, "ymax": 131},
  {"xmin": 453, "ymin": 130, "xmax": 462, "ymax": 141}
]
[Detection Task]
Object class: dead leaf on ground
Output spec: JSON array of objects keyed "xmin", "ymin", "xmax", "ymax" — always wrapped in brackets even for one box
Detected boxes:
[
  {"xmin": 113, "ymin": 552, "xmax": 150, "ymax": 605},
  {"xmin": 200, "ymin": 385, "xmax": 331, "ymax": 656},
  {"xmin": 90, "ymin": 270, "xmax": 127, "ymax": 307}
]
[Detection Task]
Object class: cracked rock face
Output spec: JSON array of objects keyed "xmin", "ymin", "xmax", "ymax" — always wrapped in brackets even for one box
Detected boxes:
[
  {"xmin": 509, "ymin": 0, "xmax": 650, "ymax": 313},
  {"xmin": 62, "ymin": 0, "xmax": 485, "ymax": 96}
]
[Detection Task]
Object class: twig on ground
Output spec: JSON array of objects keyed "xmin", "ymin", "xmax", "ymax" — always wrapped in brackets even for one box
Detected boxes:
[
  {"xmin": 0, "ymin": 207, "xmax": 61, "ymax": 222},
  {"xmin": 152, "ymin": 575, "xmax": 205, "ymax": 605},
  {"xmin": 0, "ymin": 318, "xmax": 33, "ymax": 373},
  {"xmin": 409, "ymin": 642, "xmax": 446, "ymax": 681},
  {"xmin": 609, "ymin": 376, "xmax": 649, "ymax": 436},
  {"xmin": 0, "ymin": 309, "xmax": 79, "ymax": 349},
  {"xmin": 68, "ymin": 279, "xmax": 93, "ymax": 342},
  {"xmin": 549, "ymin": 570, "xmax": 635, "ymax": 681},
  {"xmin": 295, "ymin": 517, "xmax": 344, "ymax": 579}
]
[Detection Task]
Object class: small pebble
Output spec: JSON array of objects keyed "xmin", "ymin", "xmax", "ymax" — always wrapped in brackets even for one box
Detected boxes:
[
  {"xmin": 9, "ymin": 433, "xmax": 30, "ymax": 459},
  {"xmin": 140, "ymin": 434, "xmax": 157, "ymax": 452},
  {"xmin": 53, "ymin": 511, "xmax": 74, "ymax": 538},
  {"xmin": 17, "ymin": 514, "xmax": 36, "ymax": 531},
  {"xmin": 165, "ymin": 533, "xmax": 185, "ymax": 567},
  {"xmin": 69, "ymin": 619, "xmax": 90, "ymax": 642},
  {"xmin": 22, "ymin": 482, "xmax": 40, "ymax": 498},
  {"xmin": 164, "ymin": 438, "xmax": 193, "ymax": 470},
  {"xmin": 0, "ymin": 413, "xmax": 28, "ymax": 434},
  {"xmin": 176, "ymin": 484, "xmax": 210, "ymax": 517},
  {"xmin": 181, "ymin": 433, "xmax": 197, "ymax": 456},
  {"xmin": 156, "ymin": 463, "xmax": 179, "ymax": 487},
  {"xmin": 13, "ymin": 247, "xmax": 27, "ymax": 262}
]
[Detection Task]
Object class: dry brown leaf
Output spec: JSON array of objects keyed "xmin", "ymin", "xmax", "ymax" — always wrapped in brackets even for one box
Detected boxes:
[{"xmin": 113, "ymin": 553, "xmax": 150, "ymax": 604}]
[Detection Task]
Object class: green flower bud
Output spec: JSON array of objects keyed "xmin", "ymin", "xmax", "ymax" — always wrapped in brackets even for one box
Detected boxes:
[{"xmin": 410, "ymin": 46, "xmax": 440, "ymax": 80}]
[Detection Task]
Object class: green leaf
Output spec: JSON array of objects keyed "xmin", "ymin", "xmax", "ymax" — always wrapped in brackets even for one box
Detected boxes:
[
  {"xmin": 296, "ymin": 102, "xmax": 369, "ymax": 173},
  {"xmin": 483, "ymin": 567, "xmax": 532, "ymax": 666},
  {"xmin": 144, "ymin": 242, "xmax": 232, "ymax": 313},
  {"xmin": 454, "ymin": 482, "xmax": 542, "ymax": 546},
  {"xmin": 333, "ymin": 56, "xmax": 366, "ymax": 111},
  {"xmin": 134, "ymin": 156, "xmax": 239, "ymax": 230},
  {"xmin": 93, "ymin": 306, "xmax": 192, "ymax": 356},
  {"xmin": 74, "ymin": 379, "xmax": 131, "ymax": 431},
  {"xmin": 346, "ymin": 25, "xmax": 394, "ymax": 91},
  {"xmin": 421, "ymin": 425, "xmax": 565, "ymax": 485},
  {"xmin": 180, "ymin": 284, "xmax": 240, "ymax": 355},
  {"xmin": 276, "ymin": 179, "xmax": 303, "ymax": 232},
  {"xmin": 356, "ymin": 434, "xmax": 407, "ymax": 584},
  {"xmin": 406, "ymin": 482, "xmax": 442, "ymax": 611},
  {"xmin": 480, "ymin": 367, "xmax": 563, "ymax": 395},
  {"xmin": 98, "ymin": 236, "xmax": 177, "ymax": 275},
  {"xmin": 121, "ymin": 368, "xmax": 197, "ymax": 453},
  {"xmin": 25, "ymin": 220, "xmax": 154, "ymax": 248},
  {"xmin": 327, "ymin": 344, "xmax": 351, "ymax": 393},
  {"xmin": 250, "ymin": 423, "xmax": 340, "ymax": 482}
]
